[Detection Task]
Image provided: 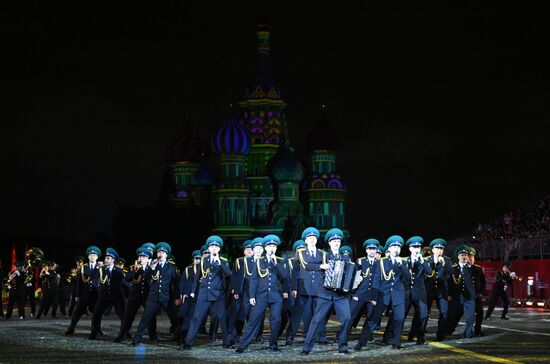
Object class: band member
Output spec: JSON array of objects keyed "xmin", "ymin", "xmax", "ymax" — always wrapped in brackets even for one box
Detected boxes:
[
  {"xmin": 115, "ymin": 246, "xmax": 157, "ymax": 343},
  {"xmin": 89, "ymin": 248, "xmax": 124, "ymax": 339},
  {"xmin": 402, "ymin": 236, "xmax": 432, "ymax": 345},
  {"xmin": 468, "ymin": 247, "xmax": 486, "ymax": 336},
  {"xmin": 301, "ymin": 228, "xmax": 352, "ymax": 355},
  {"xmin": 447, "ymin": 245, "xmax": 476, "ymax": 338},
  {"xmin": 285, "ymin": 239, "xmax": 306, "ymax": 345},
  {"xmin": 66, "ymin": 256, "xmax": 85, "ymax": 317},
  {"xmin": 65, "ymin": 246, "xmax": 101, "ymax": 335},
  {"xmin": 181, "ymin": 236, "xmax": 232, "ymax": 350},
  {"xmin": 5, "ymin": 261, "xmax": 27, "ymax": 319},
  {"xmin": 226, "ymin": 240, "xmax": 254, "ymax": 345},
  {"xmin": 485, "ymin": 262, "xmax": 515, "ymax": 320},
  {"xmin": 424, "ymin": 238, "xmax": 453, "ymax": 341},
  {"xmin": 22, "ymin": 265, "xmax": 36, "ymax": 318},
  {"xmin": 236, "ymin": 235, "xmax": 289, "ymax": 353},
  {"xmin": 36, "ymin": 260, "xmax": 57, "ymax": 319},
  {"xmin": 131, "ymin": 242, "xmax": 181, "ymax": 346},
  {"xmin": 352, "ymin": 239, "xmax": 381, "ymax": 351},
  {"xmin": 177, "ymin": 249, "xmax": 203, "ymax": 341},
  {"xmin": 368, "ymin": 235, "xmax": 410, "ymax": 349}
]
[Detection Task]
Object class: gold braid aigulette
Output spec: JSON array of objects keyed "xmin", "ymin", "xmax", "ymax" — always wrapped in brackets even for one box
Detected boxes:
[
  {"xmin": 200, "ymin": 256, "xmax": 210, "ymax": 279},
  {"xmin": 380, "ymin": 258, "xmax": 395, "ymax": 281},
  {"xmin": 80, "ymin": 265, "xmax": 90, "ymax": 283},
  {"xmin": 244, "ymin": 257, "xmax": 253, "ymax": 276},
  {"xmin": 99, "ymin": 267, "xmax": 108, "ymax": 285},
  {"xmin": 257, "ymin": 258, "xmax": 269, "ymax": 278}
]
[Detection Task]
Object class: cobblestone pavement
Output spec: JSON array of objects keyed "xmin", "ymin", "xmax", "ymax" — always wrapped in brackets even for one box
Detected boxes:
[{"xmin": 1, "ymin": 308, "xmax": 549, "ymax": 363}]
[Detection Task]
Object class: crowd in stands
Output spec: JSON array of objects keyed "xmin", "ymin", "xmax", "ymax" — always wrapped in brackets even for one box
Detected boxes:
[{"xmin": 469, "ymin": 196, "xmax": 550, "ymax": 244}]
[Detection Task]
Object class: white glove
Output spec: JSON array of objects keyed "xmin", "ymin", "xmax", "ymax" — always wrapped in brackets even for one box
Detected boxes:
[{"xmin": 510, "ymin": 272, "xmax": 517, "ymax": 279}]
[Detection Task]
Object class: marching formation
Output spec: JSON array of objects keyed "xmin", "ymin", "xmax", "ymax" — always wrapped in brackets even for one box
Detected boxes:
[{"xmin": 3, "ymin": 227, "xmax": 509, "ymax": 356}]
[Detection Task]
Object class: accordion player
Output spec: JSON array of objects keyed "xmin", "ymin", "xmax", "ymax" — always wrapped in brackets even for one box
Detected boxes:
[{"xmin": 323, "ymin": 256, "xmax": 356, "ymax": 293}]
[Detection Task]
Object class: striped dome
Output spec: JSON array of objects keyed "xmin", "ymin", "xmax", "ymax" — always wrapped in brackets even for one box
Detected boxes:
[{"xmin": 212, "ymin": 116, "xmax": 251, "ymax": 155}]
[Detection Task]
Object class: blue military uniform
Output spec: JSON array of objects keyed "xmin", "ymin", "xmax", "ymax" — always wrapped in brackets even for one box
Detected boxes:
[
  {"xmin": 90, "ymin": 248, "xmax": 125, "ymax": 339},
  {"xmin": 447, "ymin": 245, "xmax": 476, "ymax": 338},
  {"xmin": 368, "ymin": 236, "xmax": 411, "ymax": 349},
  {"xmin": 302, "ymin": 228, "xmax": 352, "ymax": 355},
  {"xmin": 285, "ymin": 240, "xmax": 306, "ymax": 345},
  {"xmin": 177, "ymin": 250, "xmax": 202, "ymax": 340},
  {"xmin": 236, "ymin": 235, "xmax": 289, "ymax": 352},
  {"xmin": 131, "ymin": 242, "xmax": 181, "ymax": 345},
  {"xmin": 352, "ymin": 239, "xmax": 381, "ymax": 350},
  {"xmin": 65, "ymin": 246, "xmax": 101, "ymax": 335},
  {"xmin": 182, "ymin": 236, "xmax": 232, "ymax": 349},
  {"xmin": 115, "ymin": 246, "xmax": 157, "ymax": 343},
  {"xmin": 469, "ymin": 247, "xmax": 486, "ymax": 335}
]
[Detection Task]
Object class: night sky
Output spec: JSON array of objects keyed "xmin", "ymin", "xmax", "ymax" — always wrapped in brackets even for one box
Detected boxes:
[{"xmin": 3, "ymin": 2, "xmax": 549, "ymax": 247}]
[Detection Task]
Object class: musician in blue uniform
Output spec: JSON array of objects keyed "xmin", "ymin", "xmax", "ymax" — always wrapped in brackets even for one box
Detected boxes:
[
  {"xmin": 285, "ymin": 239, "xmax": 306, "ymax": 345},
  {"xmin": 65, "ymin": 246, "xmax": 101, "ymax": 335},
  {"xmin": 115, "ymin": 246, "xmax": 156, "ymax": 343},
  {"xmin": 401, "ymin": 236, "xmax": 432, "ymax": 345},
  {"xmin": 227, "ymin": 240, "xmax": 253, "ymax": 344},
  {"xmin": 177, "ymin": 249, "xmax": 203, "ymax": 341},
  {"xmin": 181, "ymin": 235, "xmax": 232, "ymax": 350},
  {"xmin": 368, "ymin": 235, "xmax": 410, "ymax": 349},
  {"xmin": 90, "ymin": 247, "xmax": 125, "ymax": 339},
  {"xmin": 352, "ymin": 239, "xmax": 381, "ymax": 351},
  {"xmin": 447, "ymin": 245, "xmax": 476, "ymax": 338},
  {"xmin": 301, "ymin": 228, "xmax": 352, "ymax": 355},
  {"xmin": 423, "ymin": 238, "xmax": 453, "ymax": 341},
  {"xmin": 468, "ymin": 247, "xmax": 486, "ymax": 336},
  {"xmin": 131, "ymin": 242, "xmax": 181, "ymax": 346},
  {"xmin": 236, "ymin": 235, "xmax": 288, "ymax": 352}
]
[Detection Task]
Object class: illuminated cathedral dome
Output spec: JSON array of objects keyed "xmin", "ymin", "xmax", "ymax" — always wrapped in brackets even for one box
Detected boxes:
[
  {"xmin": 166, "ymin": 120, "xmax": 207, "ymax": 163},
  {"xmin": 212, "ymin": 116, "xmax": 251, "ymax": 155}
]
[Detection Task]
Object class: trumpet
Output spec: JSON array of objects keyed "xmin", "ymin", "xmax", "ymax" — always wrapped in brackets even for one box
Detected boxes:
[
  {"xmin": 66, "ymin": 267, "xmax": 79, "ymax": 283},
  {"xmin": 130, "ymin": 260, "xmax": 141, "ymax": 271}
]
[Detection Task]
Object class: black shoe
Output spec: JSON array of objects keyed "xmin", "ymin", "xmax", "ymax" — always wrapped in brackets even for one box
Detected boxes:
[
  {"xmin": 300, "ymin": 350, "xmax": 309, "ymax": 355},
  {"xmin": 235, "ymin": 347, "xmax": 244, "ymax": 353},
  {"xmin": 149, "ymin": 336, "xmax": 160, "ymax": 342},
  {"xmin": 392, "ymin": 344, "xmax": 401, "ymax": 350},
  {"xmin": 501, "ymin": 316, "xmax": 510, "ymax": 320},
  {"xmin": 416, "ymin": 339, "xmax": 427, "ymax": 345},
  {"xmin": 114, "ymin": 337, "xmax": 122, "ymax": 343},
  {"xmin": 354, "ymin": 344, "xmax": 363, "ymax": 351},
  {"xmin": 407, "ymin": 335, "xmax": 415, "ymax": 342},
  {"xmin": 270, "ymin": 347, "xmax": 280, "ymax": 352},
  {"xmin": 318, "ymin": 340, "xmax": 330, "ymax": 345},
  {"xmin": 64, "ymin": 329, "xmax": 74, "ymax": 336},
  {"xmin": 285, "ymin": 339, "xmax": 293, "ymax": 346},
  {"xmin": 130, "ymin": 340, "xmax": 141, "ymax": 347},
  {"xmin": 339, "ymin": 350, "xmax": 350, "ymax": 354},
  {"xmin": 222, "ymin": 344, "xmax": 233, "ymax": 349},
  {"xmin": 180, "ymin": 343, "xmax": 191, "ymax": 350},
  {"xmin": 381, "ymin": 338, "xmax": 389, "ymax": 346},
  {"xmin": 88, "ymin": 334, "xmax": 96, "ymax": 340},
  {"xmin": 98, "ymin": 330, "xmax": 105, "ymax": 337}
]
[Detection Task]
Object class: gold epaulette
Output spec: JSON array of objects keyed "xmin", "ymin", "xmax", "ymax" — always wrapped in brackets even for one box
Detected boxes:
[
  {"xmin": 221, "ymin": 256, "xmax": 228, "ymax": 261},
  {"xmin": 357, "ymin": 257, "xmax": 365, "ymax": 265},
  {"xmin": 276, "ymin": 256, "xmax": 284, "ymax": 260},
  {"xmin": 236, "ymin": 257, "xmax": 242, "ymax": 270}
]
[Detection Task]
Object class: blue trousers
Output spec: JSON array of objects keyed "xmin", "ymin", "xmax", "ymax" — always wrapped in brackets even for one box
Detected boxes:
[
  {"xmin": 303, "ymin": 296, "xmax": 351, "ymax": 352},
  {"xmin": 238, "ymin": 299, "xmax": 282, "ymax": 350},
  {"xmin": 372, "ymin": 299, "xmax": 404, "ymax": 346},
  {"xmin": 185, "ymin": 297, "xmax": 229, "ymax": 346}
]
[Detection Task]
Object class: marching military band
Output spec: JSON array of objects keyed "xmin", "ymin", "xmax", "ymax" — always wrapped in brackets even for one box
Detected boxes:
[{"xmin": 1, "ymin": 228, "xmax": 497, "ymax": 355}]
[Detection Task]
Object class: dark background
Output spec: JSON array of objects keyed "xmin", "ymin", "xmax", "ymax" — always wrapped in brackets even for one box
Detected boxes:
[{"xmin": 2, "ymin": 2, "xmax": 549, "ymax": 264}]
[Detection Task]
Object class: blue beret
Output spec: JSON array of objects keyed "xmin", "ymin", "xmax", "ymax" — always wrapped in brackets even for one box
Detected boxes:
[
  {"xmin": 242, "ymin": 240, "xmax": 253, "ymax": 250},
  {"xmin": 406, "ymin": 236, "xmax": 424, "ymax": 247},
  {"xmin": 377, "ymin": 245, "xmax": 384, "ymax": 254},
  {"xmin": 105, "ymin": 247, "xmax": 119, "ymax": 261},
  {"xmin": 262, "ymin": 234, "xmax": 280, "ymax": 246},
  {"xmin": 467, "ymin": 246, "xmax": 476, "ymax": 256},
  {"xmin": 252, "ymin": 237, "xmax": 264, "ymax": 248},
  {"xmin": 363, "ymin": 238, "xmax": 380, "ymax": 249},
  {"xmin": 292, "ymin": 240, "xmax": 306, "ymax": 252},
  {"xmin": 301, "ymin": 227, "xmax": 320, "ymax": 240},
  {"xmin": 136, "ymin": 247, "xmax": 153, "ymax": 259},
  {"xmin": 86, "ymin": 246, "xmax": 102, "ymax": 258},
  {"xmin": 325, "ymin": 228, "xmax": 344, "ymax": 243},
  {"xmin": 142, "ymin": 242, "xmax": 156, "ymax": 251},
  {"xmin": 200, "ymin": 244, "xmax": 209, "ymax": 253},
  {"xmin": 191, "ymin": 250, "xmax": 202, "ymax": 258},
  {"xmin": 206, "ymin": 235, "xmax": 223, "ymax": 248},
  {"xmin": 155, "ymin": 242, "xmax": 172, "ymax": 255},
  {"xmin": 339, "ymin": 245, "xmax": 353, "ymax": 255},
  {"xmin": 429, "ymin": 238, "xmax": 447, "ymax": 248},
  {"xmin": 386, "ymin": 235, "xmax": 404, "ymax": 247},
  {"xmin": 454, "ymin": 245, "xmax": 470, "ymax": 257}
]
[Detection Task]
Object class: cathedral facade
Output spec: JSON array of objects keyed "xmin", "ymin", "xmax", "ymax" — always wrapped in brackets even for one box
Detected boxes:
[{"xmin": 165, "ymin": 21, "xmax": 348, "ymax": 249}]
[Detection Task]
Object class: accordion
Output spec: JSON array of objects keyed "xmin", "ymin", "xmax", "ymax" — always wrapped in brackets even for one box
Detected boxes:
[{"xmin": 323, "ymin": 258, "xmax": 356, "ymax": 293}]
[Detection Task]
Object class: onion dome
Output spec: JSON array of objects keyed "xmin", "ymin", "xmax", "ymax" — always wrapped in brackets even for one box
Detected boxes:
[
  {"xmin": 191, "ymin": 161, "xmax": 214, "ymax": 186},
  {"xmin": 307, "ymin": 106, "xmax": 339, "ymax": 152},
  {"xmin": 212, "ymin": 116, "xmax": 251, "ymax": 155},
  {"xmin": 166, "ymin": 120, "xmax": 207, "ymax": 163},
  {"xmin": 272, "ymin": 148, "xmax": 305, "ymax": 182}
]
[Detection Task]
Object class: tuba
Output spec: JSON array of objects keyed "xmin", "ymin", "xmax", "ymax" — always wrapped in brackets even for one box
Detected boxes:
[{"xmin": 25, "ymin": 247, "xmax": 44, "ymax": 269}]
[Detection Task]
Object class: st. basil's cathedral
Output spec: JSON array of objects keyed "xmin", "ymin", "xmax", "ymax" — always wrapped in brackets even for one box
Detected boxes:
[{"xmin": 164, "ymin": 21, "xmax": 348, "ymax": 250}]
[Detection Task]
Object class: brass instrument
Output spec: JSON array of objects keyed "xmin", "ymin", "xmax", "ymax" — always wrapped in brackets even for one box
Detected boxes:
[
  {"xmin": 66, "ymin": 267, "xmax": 79, "ymax": 283},
  {"xmin": 25, "ymin": 247, "xmax": 44, "ymax": 269},
  {"xmin": 6, "ymin": 269, "xmax": 20, "ymax": 290}
]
